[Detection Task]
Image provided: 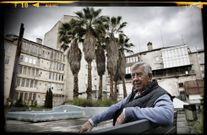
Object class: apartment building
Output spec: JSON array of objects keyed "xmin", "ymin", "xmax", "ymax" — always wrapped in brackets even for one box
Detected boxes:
[
  {"xmin": 4, "ymin": 35, "xmax": 66, "ymax": 106},
  {"xmin": 116, "ymin": 42, "xmax": 204, "ymax": 102}
]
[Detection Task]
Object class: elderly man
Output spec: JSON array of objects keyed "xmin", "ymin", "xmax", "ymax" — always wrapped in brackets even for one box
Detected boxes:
[{"xmin": 80, "ymin": 61, "xmax": 174, "ymax": 133}]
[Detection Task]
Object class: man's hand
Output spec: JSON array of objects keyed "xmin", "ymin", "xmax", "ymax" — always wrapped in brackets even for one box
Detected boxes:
[
  {"xmin": 79, "ymin": 121, "xmax": 93, "ymax": 133},
  {"xmin": 115, "ymin": 112, "xmax": 125, "ymax": 125}
]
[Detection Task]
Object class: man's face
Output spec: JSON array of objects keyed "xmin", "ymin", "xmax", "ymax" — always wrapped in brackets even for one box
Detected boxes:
[{"xmin": 131, "ymin": 65, "xmax": 152, "ymax": 91}]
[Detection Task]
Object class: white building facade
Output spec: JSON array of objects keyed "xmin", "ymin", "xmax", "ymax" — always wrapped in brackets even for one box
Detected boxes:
[
  {"xmin": 119, "ymin": 43, "xmax": 204, "ymax": 102},
  {"xmin": 4, "ymin": 35, "xmax": 66, "ymax": 106},
  {"xmin": 43, "ymin": 15, "xmax": 108, "ymax": 100}
]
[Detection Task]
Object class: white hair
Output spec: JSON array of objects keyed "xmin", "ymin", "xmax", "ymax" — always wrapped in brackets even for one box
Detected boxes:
[{"xmin": 131, "ymin": 61, "xmax": 152, "ymax": 75}]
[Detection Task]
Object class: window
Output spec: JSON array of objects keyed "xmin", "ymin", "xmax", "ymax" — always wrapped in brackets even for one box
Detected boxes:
[
  {"xmin": 179, "ymin": 83, "xmax": 184, "ymax": 88},
  {"xmin": 32, "ymin": 68, "xmax": 35, "ymax": 76},
  {"xmin": 29, "ymin": 58, "xmax": 33, "ymax": 64},
  {"xmin": 59, "ymin": 63, "xmax": 61, "ymax": 70},
  {"xmin": 26, "ymin": 79, "xmax": 29, "ymax": 87},
  {"xmin": 135, "ymin": 57, "xmax": 138, "ymax": 62},
  {"xmin": 36, "ymin": 69, "xmax": 39, "ymax": 76},
  {"xmin": 16, "ymin": 78, "xmax": 20, "ymax": 86},
  {"xmin": 62, "ymin": 65, "xmax": 65, "ymax": 71},
  {"xmin": 61, "ymin": 64, "xmax": 63, "ymax": 70},
  {"xmin": 126, "ymin": 67, "xmax": 131, "ymax": 74},
  {"xmin": 52, "ymin": 73, "xmax": 55, "ymax": 80},
  {"xmin": 59, "ymin": 74, "xmax": 61, "ymax": 81},
  {"xmin": 25, "ymin": 93, "xmax": 28, "ymax": 100},
  {"xmin": 21, "ymin": 78, "xmax": 25, "ymax": 87},
  {"xmin": 29, "ymin": 93, "xmax": 32, "ymax": 100},
  {"xmin": 39, "ymin": 72, "xmax": 42, "ymax": 77},
  {"xmin": 60, "ymin": 53, "xmax": 62, "ymax": 61},
  {"xmin": 28, "ymin": 67, "xmax": 31, "ymax": 75},
  {"xmin": 24, "ymin": 57, "xmax": 28, "ymax": 63},
  {"xmin": 18, "ymin": 65, "xmax": 22, "ymax": 74},
  {"xmin": 30, "ymin": 80, "xmax": 33, "ymax": 88},
  {"xmin": 20, "ymin": 55, "xmax": 24, "ymax": 62},
  {"xmin": 23, "ymin": 66, "xmax": 26, "ymax": 74},
  {"xmin": 63, "ymin": 55, "xmax": 65, "ymax": 62},
  {"xmin": 35, "ymin": 80, "xmax": 37, "ymax": 88},
  {"xmin": 53, "ymin": 52, "xmax": 56, "ymax": 60},
  {"xmin": 155, "ymin": 57, "xmax": 159, "ymax": 62},
  {"xmin": 33, "ymin": 93, "xmax": 36, "ymax": 100},
  {"xmin": 56, "ymin": 74, "xmax": 58, "ymax": 80},
  {"xmin": 53, "ymin": 63, "xmax": 56, "ymax": 70},
  {"xmin": 56, "ymin": 63, "xmax": 58, "ymax": 70},
  {"xmin": 33, "ymin": 59, "xmax": 36, "ymax": 64},
  {"xmin": 20, "ymin": 92, "xmax": 23, "ymax": 100}
]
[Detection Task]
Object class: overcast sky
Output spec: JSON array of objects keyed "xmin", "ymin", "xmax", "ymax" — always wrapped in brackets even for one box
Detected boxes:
[{"xmin": 4, "ymin": 6, "xmax": 204, "ymax": 53}]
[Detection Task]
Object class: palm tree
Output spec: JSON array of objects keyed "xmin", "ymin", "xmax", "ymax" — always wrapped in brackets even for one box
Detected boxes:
[
  {"xmin": 58, "ymin": 19, "xmax": 84, "ymax": 99},
  {"xmin": 114, "ymin": 34, "xmax": 134, "ymax": 99},
  {"xmin": 75, "ymin": 7, "xmax": 105, "ymax": 100},
  {"xmin": 93, "ymin": 19, "xmax": 109, "ymax": 100},
  {"xmin": 105, "ymin": 16, "xmax": 127, "ymax": 100},
  {"xmin": 95, "ymin": 44, "xmax": 105, "ymax": 100}
]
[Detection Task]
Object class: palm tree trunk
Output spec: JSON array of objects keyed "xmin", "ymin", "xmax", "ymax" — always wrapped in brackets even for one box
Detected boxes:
[
  {"xmin": 122, "ymin": 77, "xmax": 127, "ymax": 98},
  {"xmin": 87, "ymin": 61, "xmax": 92, "ymax": 100},
  {"xmin": 109, "ymin": 75, "xmax": 114, "ymax": 100},
  {"xmin": 98, "ymin": 75, "xmax": 103, "ymax": 100},
  {"xmin": 73, "ymin": 73, "xmax": 79, "ymax": 99},
  {"xmin": 114, "ymin": 81, "xmax": 118, "ymax": 101}
]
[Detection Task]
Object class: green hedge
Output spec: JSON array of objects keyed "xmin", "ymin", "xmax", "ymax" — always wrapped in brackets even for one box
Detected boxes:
[{"xmin": 67, "ymin": 98, "xmax": 116, "ymax": 107}]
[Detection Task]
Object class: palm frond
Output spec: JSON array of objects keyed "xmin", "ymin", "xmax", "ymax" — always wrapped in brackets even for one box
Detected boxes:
[
  {"xmin": 93, "ymin": 8, "xmax": 102, "ymax": 18},
  {"xmin": 117, "ymin": 22, "xmax": 127, "ymax": 32},
  {"xmin": 75, "ymin": 11, "xmax": 83, "ymax": 18},
  {"xmin": 117, "ymin": 16, "xmax": 122, "ymax": 25},
  {"xmin": 60, "ymin": 43, "xmax": 69, "ymax": 51}
]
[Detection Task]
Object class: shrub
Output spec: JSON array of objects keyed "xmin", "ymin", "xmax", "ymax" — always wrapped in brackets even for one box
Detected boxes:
[
  {"xmin": 191, "ymin": 107, "xmax": 203, "ymax": 134},
  {"xmin": 14, "ymin": 94, "xmax": 27, "ymax": 107},
  {"xmin": 71, "ymin": 98, "xmax": 93, "ymax": 107},
  {"xmin": 67, "ymin": 98, "xmax": 116, "ymax": 107},
  {"xmin": 44, "ymin": 88, "xmax": 53, "ymax": 108}
]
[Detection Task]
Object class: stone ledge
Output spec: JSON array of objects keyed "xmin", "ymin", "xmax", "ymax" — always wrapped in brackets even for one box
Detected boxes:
[{"xmin": 6, "ymin": 105, "xmax": 109, "ymax": 122}]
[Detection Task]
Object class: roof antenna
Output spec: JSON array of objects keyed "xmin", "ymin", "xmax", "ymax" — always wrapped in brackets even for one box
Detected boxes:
[
  {"xmin": 159, "ymin": 28, "xmax": 164, "ymax": 48},
  {"xmin": 181, "ymin": 34, "xmax": 185, "ymax": 45}
]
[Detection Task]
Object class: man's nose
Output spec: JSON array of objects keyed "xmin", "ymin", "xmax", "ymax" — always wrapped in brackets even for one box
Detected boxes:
[{"xmin": 133, "ymin": 75, "xmax": 141, "ymax": 80}]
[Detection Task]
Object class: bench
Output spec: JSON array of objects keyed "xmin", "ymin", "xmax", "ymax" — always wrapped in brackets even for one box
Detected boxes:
[{"xmin": 90, "ymin": 119, "xmax": 176, "ymax": 134}]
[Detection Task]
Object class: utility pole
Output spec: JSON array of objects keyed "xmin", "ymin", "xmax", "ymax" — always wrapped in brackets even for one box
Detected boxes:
[{"xmin": 9, "ymin": 23, "xmax": 24, "ymax": 105}]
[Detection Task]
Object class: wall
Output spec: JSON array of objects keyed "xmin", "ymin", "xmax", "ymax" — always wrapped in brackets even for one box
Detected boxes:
[
  {"xmin": 189, "ymin": 51, "xmax": 204, "ymax": 79},
  {"xmin": 4, "ymin": 40, "xmax": 17, "ymax": 104},
  {"xmin": 43, "ymin": 22, "xmax": 61, "ymax": 49}
]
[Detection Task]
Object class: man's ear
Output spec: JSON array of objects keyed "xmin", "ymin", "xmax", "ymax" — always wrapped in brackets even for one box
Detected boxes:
[{"xmin": 148, "ymin": 73, "xmax": 152, "ymax": 80}]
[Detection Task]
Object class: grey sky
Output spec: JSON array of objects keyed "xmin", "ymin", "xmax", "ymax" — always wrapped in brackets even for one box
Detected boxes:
[{"xmin": 4, "ymin": 6, "xmax": 204, "ymax": 53}]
